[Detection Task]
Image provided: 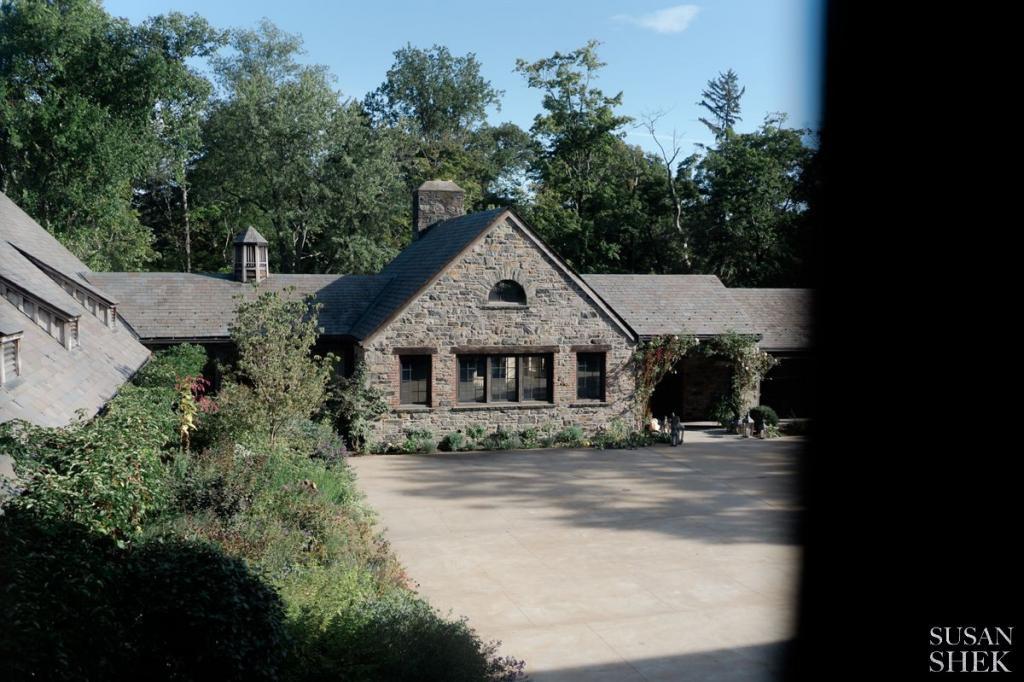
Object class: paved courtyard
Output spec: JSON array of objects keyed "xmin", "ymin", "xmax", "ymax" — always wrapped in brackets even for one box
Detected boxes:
[{"xmin": 348, "ymin": 431, "xmax": 803, "ymax": 681}]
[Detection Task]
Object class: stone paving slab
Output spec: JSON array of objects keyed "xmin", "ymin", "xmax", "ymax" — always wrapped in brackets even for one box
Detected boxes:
[{"xmin": 348, "ymin": 431, "xmax": 803, "ymax": 681}]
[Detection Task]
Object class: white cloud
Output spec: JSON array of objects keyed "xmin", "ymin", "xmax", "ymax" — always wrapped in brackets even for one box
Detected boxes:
[{"xmin": 613, "ymin": 5, "xmax": 701, "ymax": 34}]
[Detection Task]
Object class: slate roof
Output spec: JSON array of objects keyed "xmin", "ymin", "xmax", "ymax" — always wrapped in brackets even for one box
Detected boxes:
[
  {"xmin": 84, "ymin": 272, "xmax": 386, "ymax": 341},
  {"xmin": 582, "ymin": 274, "xmax": 760, "ymax": 338},
  {"xmin": 349, "ymin": 208, "xmax": 508, "ymax": 340},
  {"xmin": 730, "ymin": 288, "xmax": 813, "ymax": 351},
  {"xmin": 1, "ymin": 191, "xmax": 151, "ymax": 427}
]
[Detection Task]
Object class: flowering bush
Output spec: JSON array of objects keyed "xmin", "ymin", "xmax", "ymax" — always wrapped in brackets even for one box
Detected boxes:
[{"xmin": 631, "ymin": 335, "xmax": 699, "ymax": 427}]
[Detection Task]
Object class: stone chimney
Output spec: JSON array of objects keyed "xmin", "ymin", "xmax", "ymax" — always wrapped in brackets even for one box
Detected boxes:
[
  {"xmin": 233, "ymin": 226, "xmax": 270, "ymax": 283},
  {"xmin": 412, "ymin": 180, "xmax": 465, "ymax": 239}
]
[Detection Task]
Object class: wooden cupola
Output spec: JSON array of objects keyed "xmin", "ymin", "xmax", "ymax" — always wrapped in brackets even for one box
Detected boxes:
[{"xmin": 233, "ymin": 226, "xmax": 270, "ymax": 283}]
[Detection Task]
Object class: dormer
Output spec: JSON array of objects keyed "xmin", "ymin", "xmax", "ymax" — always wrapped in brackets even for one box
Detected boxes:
[{"xmin": 233, "ymin": 227, "xmax": 270, "ymax": 283}]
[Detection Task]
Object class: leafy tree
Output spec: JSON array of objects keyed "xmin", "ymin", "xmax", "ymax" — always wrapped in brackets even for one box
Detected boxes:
[
  {"xmin": 193, "ymin": 20, "xmax": 406, "ymax": 274},
  {"xmin": 134, "ymin": 14, "xmax": 226, "ymax": 272},
  {"xmin": 366, "ymin": 44, "xmax": 535, "ymax": 209},
  {"xmin": 0, "ymin": 0, "xmax": 220, "ymax": 269},
  {"xmin": 515, "ymin": 40, "xmax": 646, "ymax": 272},
  {"xmin": 328, "ymin": 359, "xmax": 388, "ymax": 453},
  {"xmin": 697, "ymin": 68, "xmax": 745, "ymax": 140},
  {"xmin": 686, "ymin": 114, "xmax": 815, "ymax": 286},
  {"xmin": 228, "ymin": 289, "xmax": 334, "ymax": 444},
  {"xmin": 366, "ymin": 43, "xmax": 501, "ymax": 142}
]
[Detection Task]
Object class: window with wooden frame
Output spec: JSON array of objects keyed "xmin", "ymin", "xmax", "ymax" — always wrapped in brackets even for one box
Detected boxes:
[
  {"xmin": 457, "ymin": 353, "xmax": 553, "ymax": 404},
  {"xmin": 399, "ymin": 355, "xmax": 431, "ymax": 406},
  {"xmin": 576, "ymin": 352, "xmax": 606, "ymax": 401}
]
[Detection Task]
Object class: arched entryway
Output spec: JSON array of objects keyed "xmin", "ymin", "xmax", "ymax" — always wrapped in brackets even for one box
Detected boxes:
[{"xmin": 648, "ymin": 355, "xmax": 733, "ymax": 422}]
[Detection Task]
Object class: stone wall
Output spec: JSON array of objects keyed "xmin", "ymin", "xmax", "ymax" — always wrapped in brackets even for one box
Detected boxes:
[{"xmin": 360, "ymin": 217, "xmax": 636, "ymax": 444}]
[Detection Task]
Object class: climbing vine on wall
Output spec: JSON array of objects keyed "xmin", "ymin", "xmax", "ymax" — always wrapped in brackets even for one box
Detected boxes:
[
  {"xmin": 631, "ymin": 335, "xmax": 699, "ymax": 427},
  {"xmin": 701, "ymin": 332, "xmax": 778, "ymax": 422}
]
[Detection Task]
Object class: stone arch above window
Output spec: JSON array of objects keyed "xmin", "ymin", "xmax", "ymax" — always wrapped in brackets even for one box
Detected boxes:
[
  {"xmin": 488, "ymin": 279, "xmax": 527, "ymax": 304},
  {"xmin": 483, "ymin": 268, "xmax": 535, "ymax": 307}
]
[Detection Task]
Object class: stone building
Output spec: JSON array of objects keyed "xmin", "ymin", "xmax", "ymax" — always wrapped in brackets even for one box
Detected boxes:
[{"xmin": 2, "ymin": 183, "xmax": 813, "ymax": 436}]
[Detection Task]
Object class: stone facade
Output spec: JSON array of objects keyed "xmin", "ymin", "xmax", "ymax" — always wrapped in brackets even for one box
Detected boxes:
[{"xmin": 361, "ymin": 216, "xmax": 636, "ymax": 444}]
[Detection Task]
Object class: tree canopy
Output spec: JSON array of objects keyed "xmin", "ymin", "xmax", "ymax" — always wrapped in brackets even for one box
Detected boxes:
[{"xmin": 1, "ymin": 2, "xmax": 819, "ymax": 286}]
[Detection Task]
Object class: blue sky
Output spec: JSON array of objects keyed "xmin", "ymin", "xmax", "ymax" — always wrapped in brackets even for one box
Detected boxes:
[{"xmin": 103, "ymin": 0, "xmax": 824, "ymax": 156}]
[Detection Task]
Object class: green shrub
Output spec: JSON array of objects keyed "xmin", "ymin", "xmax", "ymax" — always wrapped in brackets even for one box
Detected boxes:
[
  {"xmin": 592, "ymin": 418, "xmax": 630, "ymax": 449},
  {"xmin": 0, "ymin": 510, "xmax": 287, "ymax": 682},
  {"xmin": 555, "ymin": 425, "xmax": 585, "ymax": 447},
  {"xmin": 328, "ymin": 360, "xmax": 388, "ymax": 453},
  {"xmin": 197, "ymin": 380, "xmax": 264, "ymax": 447},
  {"xmin": 169, "ymin": 443, "xmax": 266, "ymax": 520},
  {"xmin": 2, "ymin": 404, "xmax": 169, "ymax": 542},
  {"xmin": 518, "ymin": 427, "xmax": 539, "ymax": 449},
  {"xmin": 127, "ymin": 538, "xmax": 289, "ymax": 681},
  {"xmin": 465, "ymin": 424, "xmax": 487, "ymax": 448},
  {"xmin": 711, "ymin": 395, "xmax": 741, "ymax": 430},
  {"xmin": 749, "ymin": 405, "xmax": 780, "ymax": 429},
  {"xmin": 439, "ymin": 432, "xmax": 466, "ymax": 452},
  {"xmin": 539, "ymin": 422, "xmax": 558, "ymax": 448},
  {"xmin": 287, "ymin": 591, "xmax": 526, "ymax": 682},
  {"xmin": 289, "ymin": 419, "xmax": 348, "ymax": 464},
  {"xmin": 401, "ymin": 429, "xmax": 437, "ymax": 454},
  {"xmin": 133, "ymin": 343, "xmax": 208, "ymax": 388},
  {"xmin": 230, "ymin": 290, "xmax": 336, "ymax": 444},
  {"xmin": 483, "ymin": 427, "xmax": 520, "ymax": 451}
]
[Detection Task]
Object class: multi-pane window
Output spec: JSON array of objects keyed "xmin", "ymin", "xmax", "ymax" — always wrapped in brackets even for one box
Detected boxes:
[
  {"xmin": 489, "ymin": 355, "xmax": 517, "ymax": 401},
  {"xmin": 399, "ymin": 355, "xmax": 431, "ymax": 405},
  {"xmin": 522, "ymin": 355, "xmax": 550, "ymax": 401},
  {"xmin": 457, "ymin": 353, "xmax": 552, "ymax": 403},
  {"xmin": 458, "ymin": 356, "xmax": 486, "ymax": 403},
  {"xmin": 576, "ymin": 352, "xmax": 605, "ymax": 401}
]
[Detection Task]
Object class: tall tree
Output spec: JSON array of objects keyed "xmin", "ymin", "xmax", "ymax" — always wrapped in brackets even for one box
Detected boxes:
[
  {"xmin": 365, "ymin": 44, "xmax": 534, "ymax": 209},
  {"xmin": 515, "ymin": 40, "xmax": 638, "ymax": 271},
  {"xmin": 135, "ymin": 13, "xmax": 226, "ymax": 272},
  {"xmin": 686, "ymin": 113, "xmax": 814, "ymax": 286},
  {"xmin": 192, "ymin": 20, "xmax": 406, "ymax": 274},
  {"xmin": 0, "ymin": 0, "xmax": 219, "ymax": 269},
  {"xmin": 697, "ymin": 68, "xmax": 745, "ymax": 140}
]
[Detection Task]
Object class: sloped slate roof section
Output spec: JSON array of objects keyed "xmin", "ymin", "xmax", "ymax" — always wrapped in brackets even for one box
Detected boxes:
[
  {"xmin": 1, "ymin": 191, "xmax": 151, "ymax": 427},
  {"xmin": 350, "ymin": 208, "xmax": 507, "ymax": 340},
  {"xmin": 582, "ymin": 274, "xmax": 759, "ymax": 337},
  {"xmin": 234, "ymin": 226, "xmax": 269, "ymax": 244},
  {"xmin": 0, "ymin": 299, "xmax": 149, "ymax": 427},
  {"xmin": 730, "ymin": 288, "xmax": 813, "ymax": 351},
  {"xmin": 84, "ymin": 272, "xmax": 386, "ymax": 340},
  {"xmin": 0, "ymin": 192, "xmax": 92, "ymax": 275}
]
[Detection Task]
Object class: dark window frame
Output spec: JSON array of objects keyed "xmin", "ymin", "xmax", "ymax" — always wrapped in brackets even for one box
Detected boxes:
[
  {"xmin": 456, "ymin": 352, "xmax": 553, "ymax": 404},
  {"xmin": 576, "ymin": 352, "xmax": 606, "ymax": 401},
  {"xmin": 399, "ymin": 354, "xmax": 431, "ymax": 406}
]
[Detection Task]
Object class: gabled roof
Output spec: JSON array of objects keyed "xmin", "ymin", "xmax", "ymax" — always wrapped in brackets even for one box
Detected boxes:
[
  {"xmin": 349, "ymin": 208, "xmax": 507, "ymax": 340},
  {"xmin": 351, "ymin": 208, "xmax": 636, "ymax": 343},
  {"xmin": 84, "ymin": 272, "xmax": 385, "ymax": 341},
  {"xmin": 582, "ymin": 274, "xmax": 759, "ymax": 338},
  {"xmin": 1, "ymin": 191, "xmax": 150, "ymax": 427},
  {"xmin": 730, "ymin": 288, "xmax": 813, "ymax": 351}
]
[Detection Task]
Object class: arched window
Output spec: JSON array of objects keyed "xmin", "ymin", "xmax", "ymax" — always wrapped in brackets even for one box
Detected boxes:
[{"xmin": 488, "ymin": 280, "xmax": 527, "ymax": 305}]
